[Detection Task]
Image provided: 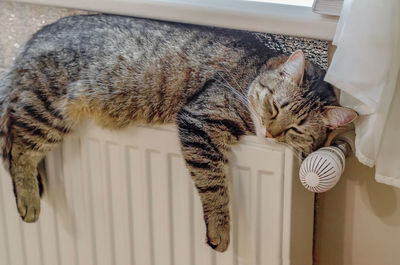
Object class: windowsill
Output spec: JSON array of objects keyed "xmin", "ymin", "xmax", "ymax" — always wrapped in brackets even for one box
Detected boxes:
[{"xmin": 10, "ymin": 0, "xmax": 338, "ymax": 40}]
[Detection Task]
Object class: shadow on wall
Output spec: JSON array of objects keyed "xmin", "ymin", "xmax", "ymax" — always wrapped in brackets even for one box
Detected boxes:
[
  {"xmin": 344, "ymin": 156, "xmax": 399, "ymax": 225},
  {"xmin": 362, "ymin": 169, "xmax": 399, "ymax": 226},
  {"xmin": 314, "ymin": 155, "xmax": 400, "ymax": 265}
]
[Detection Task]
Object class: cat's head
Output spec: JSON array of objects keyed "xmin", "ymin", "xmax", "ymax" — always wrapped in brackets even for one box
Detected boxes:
[{"xmin": 248, "ymin": 50, "xmax": 357, "ymax": 156}]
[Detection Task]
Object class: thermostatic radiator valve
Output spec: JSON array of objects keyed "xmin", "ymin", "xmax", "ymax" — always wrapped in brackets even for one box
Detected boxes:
[{"xmin": 299, "ymin": 131, "xmax": 354, "ymax": 193}]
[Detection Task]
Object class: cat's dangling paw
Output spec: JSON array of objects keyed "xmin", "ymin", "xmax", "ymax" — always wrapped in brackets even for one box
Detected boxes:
[
  {"xmin": 206, "ymin": 217, "xmax": 230, "ymax": 252},
  {"xmin": 14, "ymin": 185, "xmax": 41, "ymax": 223}
]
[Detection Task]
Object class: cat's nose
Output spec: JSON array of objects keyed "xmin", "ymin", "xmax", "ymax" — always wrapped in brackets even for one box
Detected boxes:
[{"xmin": 266, "ymin": 126, "xmax": 283, "ymax": 138}]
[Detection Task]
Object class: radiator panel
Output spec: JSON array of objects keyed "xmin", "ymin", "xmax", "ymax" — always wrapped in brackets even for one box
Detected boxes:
[{"xmin": 0, "ymin": 123, "xmax": 313, "ymax": 265}]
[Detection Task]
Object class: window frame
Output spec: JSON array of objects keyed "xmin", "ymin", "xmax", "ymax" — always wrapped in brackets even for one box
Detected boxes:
[{"xmin": 12, "ymin": 0, "xmax": 338, "ymax": 40}]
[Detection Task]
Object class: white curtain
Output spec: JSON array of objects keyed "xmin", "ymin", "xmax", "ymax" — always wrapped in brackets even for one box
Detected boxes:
[{"xmin": 325, "ymin": 0, "xmax": 400, "ymax": 187}]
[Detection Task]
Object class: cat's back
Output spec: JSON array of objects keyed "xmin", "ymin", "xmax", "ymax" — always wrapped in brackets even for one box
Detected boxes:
[
  {"xmin": 18, "ymin": 15, "xmax": 196, "ymax": 67},
  {"xmin": 14, "ymin": 15, "xmax": 259, "ymax": 89},
  {"xmin": 18, "ymin": 15, "xmax": 246, "ymax": 67},
  {"xmin": 17, "ymin": 14, "xmax": 269, "ymax": 69}
]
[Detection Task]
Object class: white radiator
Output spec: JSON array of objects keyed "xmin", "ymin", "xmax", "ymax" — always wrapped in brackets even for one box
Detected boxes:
[{"xmin": 0, "ymin": 122, "xmax": 314, "ymax": 265}]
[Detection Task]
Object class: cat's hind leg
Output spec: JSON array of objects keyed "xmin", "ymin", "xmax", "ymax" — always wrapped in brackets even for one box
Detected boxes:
[{"xmin": 2, "ymin": 99, "xmax": 72, "ymax": 222}]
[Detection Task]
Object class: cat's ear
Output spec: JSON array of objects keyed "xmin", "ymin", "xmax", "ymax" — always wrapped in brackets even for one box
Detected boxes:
[
  {"xmin": 282, "ymin": 50, "xmax": 305, "ymax": 84},
  {"xmin": 323, "ymin": 106, "xmax": 358, "ymax": 129}
]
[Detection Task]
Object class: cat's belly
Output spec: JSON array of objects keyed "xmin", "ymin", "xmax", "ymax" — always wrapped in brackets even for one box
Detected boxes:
[{"xmin": 67, "ymin": 91, "xmax": 180, "ymax": 130}]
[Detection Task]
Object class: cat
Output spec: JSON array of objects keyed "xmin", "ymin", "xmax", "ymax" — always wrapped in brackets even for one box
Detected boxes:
[{"xmin": 0, "ymin": 14, "xmax": 357, "ymax": 252}]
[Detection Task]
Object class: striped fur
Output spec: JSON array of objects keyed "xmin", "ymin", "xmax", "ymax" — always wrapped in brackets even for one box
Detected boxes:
[{"xmin": 0, "ymin": 15, "xmax": 352, "ymax": 252}]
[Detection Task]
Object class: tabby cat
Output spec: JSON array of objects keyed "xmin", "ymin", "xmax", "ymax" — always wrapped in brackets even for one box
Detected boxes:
[{"xmin": 0, "ymin": 14, "xmax": 356, "ymax": 252}]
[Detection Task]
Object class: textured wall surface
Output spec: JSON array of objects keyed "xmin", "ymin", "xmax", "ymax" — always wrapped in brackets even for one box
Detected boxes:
[{"xmin": 0, "ymin": 2, "xmax": 93, "ymax": 69}]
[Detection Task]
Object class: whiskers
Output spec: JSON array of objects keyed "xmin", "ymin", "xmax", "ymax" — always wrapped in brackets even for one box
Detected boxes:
[{"xmin": 215, "ymin": 64, "xmax": 262, "ymax": 130}]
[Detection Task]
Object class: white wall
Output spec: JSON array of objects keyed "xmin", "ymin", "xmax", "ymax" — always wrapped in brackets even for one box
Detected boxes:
[{"xmin": 315, "ymin": 156, "xmax": 400, "ymax": 265}]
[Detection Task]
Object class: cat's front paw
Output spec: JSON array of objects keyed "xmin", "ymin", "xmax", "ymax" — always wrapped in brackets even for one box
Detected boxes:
[
  {"xmin": 15, "ymin": 186, "xmax": 41, "ymax": 223},
  {"xmin": 206, "ymin": 217, "xmax": 230, "ymax": 252}
]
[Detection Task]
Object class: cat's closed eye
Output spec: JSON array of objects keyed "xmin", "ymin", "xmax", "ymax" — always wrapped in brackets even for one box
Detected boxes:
[
  {"xmin": 298, "ymin": 117, "xmax": 307, "ymax": 126},
  {"xmin": 270, "ymin": 101, "xmax": 279, "ymax": 119},
  {"xmin": 285, "ymin": 126, "xmax": 303, "ymax": 135}
]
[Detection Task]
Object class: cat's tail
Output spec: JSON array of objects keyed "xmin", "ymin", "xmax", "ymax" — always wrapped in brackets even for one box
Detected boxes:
[{"xmin": 0, "ymin": 68, "xmax": 14, "ymax": 172}]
